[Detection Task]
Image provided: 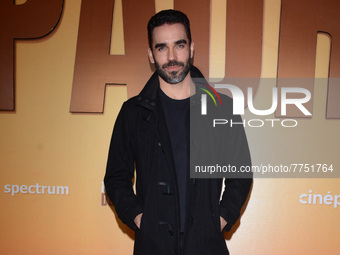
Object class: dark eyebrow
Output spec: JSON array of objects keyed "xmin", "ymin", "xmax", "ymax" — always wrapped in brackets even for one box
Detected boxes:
[
  {"xmin": 155, "ymin": 43, "xmax": 166, "ymax": 49},
  {"xmin": 175, "ymin": 39, "xmax": 187, "ymax": 45}
]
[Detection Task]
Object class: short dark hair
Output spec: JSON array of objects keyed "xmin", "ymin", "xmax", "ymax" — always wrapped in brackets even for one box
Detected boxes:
[{"xmin": 147, "ymin": 9, "xmax": 192, "ymax": 49}]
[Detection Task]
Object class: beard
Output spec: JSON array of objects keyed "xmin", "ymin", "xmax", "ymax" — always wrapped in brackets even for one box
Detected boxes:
[{"xmin": 154, "ymin": 57, "xmax": 191, "ymax": 84}]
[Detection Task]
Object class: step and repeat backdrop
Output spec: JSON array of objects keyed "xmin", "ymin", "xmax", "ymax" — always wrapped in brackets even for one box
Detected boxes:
[{"xmin": 1, "ymin": 0, "xmax": 339, "ymax": 254}]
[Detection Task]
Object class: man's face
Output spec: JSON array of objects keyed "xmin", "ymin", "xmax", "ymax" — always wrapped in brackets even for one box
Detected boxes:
[{"xmin": 148, "ymin": 23, "xmax": 194, "ymax": 84}]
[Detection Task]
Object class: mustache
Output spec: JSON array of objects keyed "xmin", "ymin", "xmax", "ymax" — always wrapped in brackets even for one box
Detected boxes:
[{"xmin": 162, "ymin": 60, "xmax": 185, "ymax": 68}]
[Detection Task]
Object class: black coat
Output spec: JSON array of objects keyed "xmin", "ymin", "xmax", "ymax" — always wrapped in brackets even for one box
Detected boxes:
[{"xmin": 104, "ymin": 66, "xmax": 252, "ymax": 255}]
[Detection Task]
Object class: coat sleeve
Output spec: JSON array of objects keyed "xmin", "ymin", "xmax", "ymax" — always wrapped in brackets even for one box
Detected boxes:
[
  {"xmin": 219, "ymin": 114, "xmax": 253, "ymax": 232},
  {"xmin": 104, "ymin": 102, "xmax": 143, "ymax": 231}
]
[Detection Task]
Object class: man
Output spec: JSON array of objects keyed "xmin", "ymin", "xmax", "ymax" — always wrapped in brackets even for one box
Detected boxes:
[{"xmin": 104, "ymin": 10, "xmax": 252, "ymax": 255}]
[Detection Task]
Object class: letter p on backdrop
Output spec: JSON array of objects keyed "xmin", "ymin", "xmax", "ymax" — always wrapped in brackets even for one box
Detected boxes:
[{"xmin": 0, "ymin": 0, "xmax": 64, "ymax": 111}]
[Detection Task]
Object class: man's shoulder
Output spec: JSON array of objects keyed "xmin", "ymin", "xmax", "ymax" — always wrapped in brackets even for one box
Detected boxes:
[
  {"xmin": 218, "ymin": 92, "xmax": 233, "ymax": 106},
  {"xmin": 120, "ymin": 95, "xmax": 144, "ymax": 109},
  {"xmin": 114, "ymin": 97, "xmax": 139, "ymax": 119},
  {"xmin": 123, "ymin": 95, "xmax": 140, "ymax": 106},
  {"xmin": 215, "ymin": 92, "xmax": 234, "ymax": 114},
  {"xmin": 119, "ymin": 94, "xmax": 155, "ymax": 114}
]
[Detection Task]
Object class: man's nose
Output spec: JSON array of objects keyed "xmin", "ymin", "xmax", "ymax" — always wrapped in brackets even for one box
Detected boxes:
[{"xmin": 168, "ymin": 47, "xmax": 177, "ymax": 61}]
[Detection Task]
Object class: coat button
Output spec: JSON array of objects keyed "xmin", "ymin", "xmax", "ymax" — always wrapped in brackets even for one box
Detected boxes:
[{"xmin": 157, "ymin": 142, "xmax": 161, "ymax": 146}]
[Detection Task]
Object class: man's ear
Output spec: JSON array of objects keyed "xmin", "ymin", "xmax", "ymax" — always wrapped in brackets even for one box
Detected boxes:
[
  {"xmin": 190, "ymin": 41, "xmax": 195, "ymax": 59},
  {"xmin": 147, "ymin": 48, "xmax": 155, "ymax": 64}
]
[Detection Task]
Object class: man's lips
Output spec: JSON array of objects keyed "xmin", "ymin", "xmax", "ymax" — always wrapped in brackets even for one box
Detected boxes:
[
  {"xmin": 166, "ymin": 65, "xmax": 181, "ymax": 71},
  {"xmin": 162, "ymin": 61, "xmax": 184, "ymax": 72}
]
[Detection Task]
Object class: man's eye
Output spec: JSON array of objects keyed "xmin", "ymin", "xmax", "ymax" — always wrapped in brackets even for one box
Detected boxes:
[
  {"xmin": 158, "ymin": 47, "xmax": 166, "ymax": 51},
  {"xmin": 177, "ymin": 44, "xmax": 185, "ymax": 49}
]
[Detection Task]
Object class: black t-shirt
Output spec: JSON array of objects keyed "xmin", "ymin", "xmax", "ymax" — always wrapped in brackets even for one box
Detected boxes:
[{"xmin": 159, "ymin": 88, "xmax": 190, "ymax": 232}]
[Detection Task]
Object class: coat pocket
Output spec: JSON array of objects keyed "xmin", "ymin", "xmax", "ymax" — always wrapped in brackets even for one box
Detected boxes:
[
  {"xmin": 140, "ymin": 214, "xmax": 145, "ymax": 232},
  {"xmin": 212, "ymin": 213, "xmax": 221, "ymax": 233}
]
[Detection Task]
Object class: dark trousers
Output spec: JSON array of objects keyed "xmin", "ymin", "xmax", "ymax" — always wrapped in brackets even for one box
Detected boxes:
[{"xmin": 180, "ymin": 232, "xmax": 184, "ymax": 255}]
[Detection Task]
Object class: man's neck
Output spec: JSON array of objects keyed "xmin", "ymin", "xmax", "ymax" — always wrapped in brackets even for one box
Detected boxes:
[{"xmin": 159, "ymin": 72, "xmax": 194, "ymax": 100}]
